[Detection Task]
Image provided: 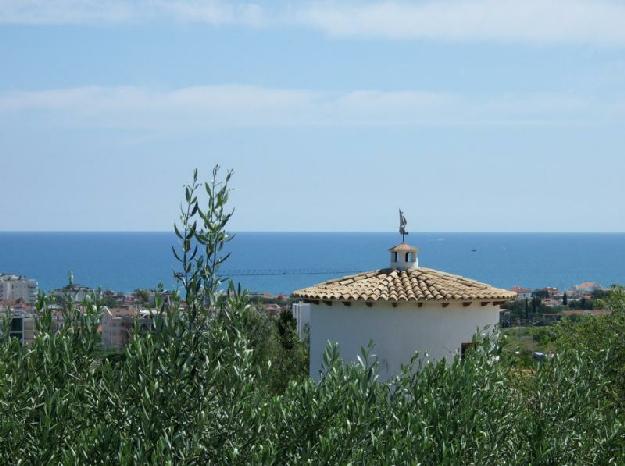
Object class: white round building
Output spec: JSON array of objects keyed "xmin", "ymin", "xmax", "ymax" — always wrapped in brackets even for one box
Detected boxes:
[{"xmin": 292, "ymin": 242, "xmax": 516, "ymax": 379}]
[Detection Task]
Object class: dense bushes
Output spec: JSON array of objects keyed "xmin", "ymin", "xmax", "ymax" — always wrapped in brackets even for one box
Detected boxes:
[
  {"xmin": 0, "ymin": 168, "xmax": 624, "ymax": 463},
  {"xmin": 2, "ymin": 302, "xmax": 623, "ymax": 464},
  {"xmin": 554, "ymin": 286, "xmax": 625, "ymax": 403}
]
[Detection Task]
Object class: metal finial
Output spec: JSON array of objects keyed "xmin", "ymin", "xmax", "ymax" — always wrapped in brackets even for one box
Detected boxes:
[{"xmin": 399, "ymin": 209, "xmax": 408, "ymax": 242}]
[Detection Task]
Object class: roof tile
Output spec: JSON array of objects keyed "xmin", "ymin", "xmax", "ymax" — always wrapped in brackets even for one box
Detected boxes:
[{"xmin": 292, "ymin": 267, "xmax": 516, "ymax": 303}]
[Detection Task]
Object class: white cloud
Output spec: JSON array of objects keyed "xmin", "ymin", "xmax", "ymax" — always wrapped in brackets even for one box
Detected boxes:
[
  {"xmin": 3, "ymin": 0, "xmax": 625, "ymax": 45},
  {"xmin": 299, "ymin": 0, "xmax": 625, "ymax": 45},
  {"xmin": 0, "ymin": 0, "xmax": 265, "ymax": 26},
  {"xmin": 0, "ymin": 85, "xmax": 622, "ymax": 129}
]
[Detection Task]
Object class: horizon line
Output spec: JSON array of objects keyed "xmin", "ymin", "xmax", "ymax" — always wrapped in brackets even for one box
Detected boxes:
[{"xmin": 2, "ymin": 230, "xmax": 625, "ymax": 235}]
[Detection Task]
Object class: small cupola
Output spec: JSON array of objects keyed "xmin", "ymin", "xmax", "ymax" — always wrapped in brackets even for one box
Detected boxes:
[
  {"xmin": 390, "ymin": 208, "xmax": 417, "ymax": 270},
  {"xmin": 389, "ymin": 243, "xmax": 418, "ymax": 270}
]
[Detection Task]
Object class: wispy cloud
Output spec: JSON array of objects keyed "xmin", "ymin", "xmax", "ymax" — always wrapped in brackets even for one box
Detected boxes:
[
  {"xmin": 298, "ymin": 0, "xmax": 625, "ymax": 45},
  {"xmin": 3, "ymin": 0, "xmax": 625, "ymax": 46},
  {"xmin": 0, "ymin": 85, "xmax": 622, "ymax": 129},
  {"xmin": 0, "ymin": 0, "xmax": 265, "ymax": 26}
]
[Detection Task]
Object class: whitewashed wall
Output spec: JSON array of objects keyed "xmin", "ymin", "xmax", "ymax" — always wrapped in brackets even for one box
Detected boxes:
[
  {"xmin": 309, "ymin": 301, "xmax": 500, "ymax": 380},
  {"xmin": 291, "ymin": 302, "xmax": 311, "ymax": 340}
]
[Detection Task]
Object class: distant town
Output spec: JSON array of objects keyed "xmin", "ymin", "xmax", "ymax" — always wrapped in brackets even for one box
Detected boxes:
[
  {"xmin": 0, "ymin": 271, "xmax": 614, "ymax": 351},
  {"xmin": 0, "ymin": 272, "xmax": 291, "ymax": 349}
]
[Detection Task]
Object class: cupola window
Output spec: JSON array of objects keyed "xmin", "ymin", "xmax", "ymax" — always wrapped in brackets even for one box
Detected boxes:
[{"xmin": 389, "ymin": 244, "xmax": 419, "ymax": 270}]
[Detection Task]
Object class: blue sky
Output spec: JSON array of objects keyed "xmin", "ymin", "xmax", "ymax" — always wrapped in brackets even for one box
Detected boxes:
[{"xmin": 1, "ymin": 0, "xmax": 625, "ymax": 232}]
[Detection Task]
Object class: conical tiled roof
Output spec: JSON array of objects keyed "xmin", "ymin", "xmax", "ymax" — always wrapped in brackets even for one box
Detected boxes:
[{"xmin": 292, "ymin": 267, "xmax": 516, "ymax": 303}]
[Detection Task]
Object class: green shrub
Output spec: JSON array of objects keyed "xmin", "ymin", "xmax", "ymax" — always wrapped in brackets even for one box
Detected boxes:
[{"xmin": 554, "ymin": 287, "xmax": 625, "ymax": 402}]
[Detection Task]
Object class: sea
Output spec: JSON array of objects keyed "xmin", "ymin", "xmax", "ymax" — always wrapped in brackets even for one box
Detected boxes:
[{"xmin": 1, "ymin": 232, "xmax": 624, "ymax": 295}]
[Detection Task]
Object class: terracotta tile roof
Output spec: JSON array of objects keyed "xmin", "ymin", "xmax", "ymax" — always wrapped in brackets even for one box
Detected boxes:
[
  {"xmin": 389, "ymin": 243, "xmax": 418, "ymax": 253},
  {"xmin": 292, "ymin": 267, "xmax": 516, "ymax": 303},
  {"xmin": 574, "ymin": 281, "xmax": 601, "ymax": 290}
]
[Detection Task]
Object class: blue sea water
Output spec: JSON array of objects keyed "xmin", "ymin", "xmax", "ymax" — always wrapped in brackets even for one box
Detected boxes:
[{"xmin": 0, "ymin": 232, "xmax": 624, "ymax": 295}]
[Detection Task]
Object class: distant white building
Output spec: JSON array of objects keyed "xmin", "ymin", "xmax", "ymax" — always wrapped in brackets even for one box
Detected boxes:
[
  {"xmin": 7, "ymin": 310, "xmax": 36, "ymax": 345},
  {"xmin": 50, "ymin": 284, "xmax": 93, "ymax": 303},
  {"xmin": 293, "ymin": 242, "xmax": 515, "ymax": 380},
  {"xmin": 291, "ymin": 302, "xmax": 311, "ymax": 340},
  {"xmin": 511, "ymin": 286, "xmax": 532, "ymax": 301},
  {"xmin": 0, "ymin": 274, "xmax": 38, "ymax": 304},
  {"xmin": 101, "ymin": 307, "xmax": 158, "ymax": 350}
]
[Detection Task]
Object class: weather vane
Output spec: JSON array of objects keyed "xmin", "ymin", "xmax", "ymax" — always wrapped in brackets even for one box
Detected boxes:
[{"xmin": 399, "ymin": 209, "xmax": 408, "ymax": 242}]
